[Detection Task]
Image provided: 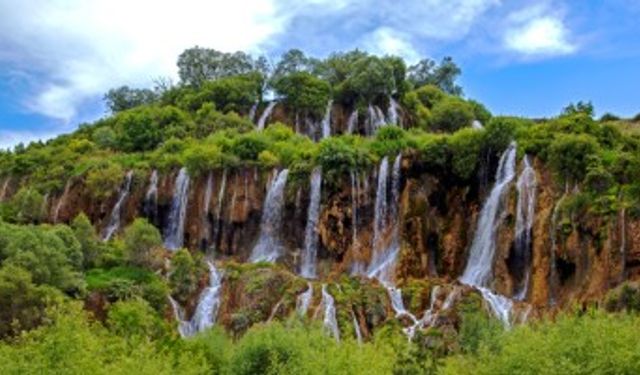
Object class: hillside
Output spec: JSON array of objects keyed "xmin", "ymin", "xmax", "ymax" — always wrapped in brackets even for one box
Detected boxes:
[{"xmin": 1, "ymin": 48, "xmax": 640, "ymax": 374}]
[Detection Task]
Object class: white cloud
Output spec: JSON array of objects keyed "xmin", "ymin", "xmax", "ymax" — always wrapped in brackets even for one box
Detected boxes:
[
  {"xmin": 0, "ymin": 0, "xmax": 284, "ymax": 122},
  {"xmin": 361, "ymin": 27, "xmax": 420, "ymax": 63},
  {"xmin": 0, "ymin": 128, "xmax": 67, "ymax": 150},
  {"xmin": 504, "ymin": 5, "xmax": 576, "ymax": 57}
]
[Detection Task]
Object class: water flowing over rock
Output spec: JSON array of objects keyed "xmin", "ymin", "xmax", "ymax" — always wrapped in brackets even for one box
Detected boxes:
[
  {"xmin": 248, "ymin": 101, "xmax": 259, "ymax": 123},
  {"xmin": 201, "ymin": 173, "xmax": 214, "ymax": 246},
  {"xmin": 321, "ymin": 100, "xmax": 333, "ymax": 139},
  {"xmin": 460, "ymin": 143, "xmax": 517, "ymax": 326},
  {"xmin": 164, "ymin": 168, "xmax": 190, "ymax": 251},
  {"xmin": 472, "ymin": 120, "xmax": 484, "ymax": 129},
  {"xmin": 257, "ymin": 101, "xmax": 277, "ymax": 130},
  {"xmin": 53, "ymin": 179, "xmax": 73, "ymax": 223},
  {"xmin": 346, "ymin": 109, "xmax": 358, "ymax": 134},
  {"xmin": 367, "ymin": 105, "xmax": 386, "ymax": 134},
  {"xmin": 0, "ymin": 177, "xmax": 9, "ymax": 202},
  {"xmin": 620, "ymin": 205, "xmax": 627, "ymax": 279},
  {"xmin": 514, "ymin": 155, "xmax": 537, "ymax": 300},
  {"xmin": 367, "ymin": 154, "xmax": 402, "ymax": 284},
  {"xmin": 102, "ymin": 171, "xmax": 134, "ymax": 241},
  {"xmin": 170, "ymin": 261, "xmax": 223, "ymax": 337},
  {"xmin": 548, "ymin": 194, "xmax": 566, "ymax": 306},
  {"xmin": 212, "ymin": 170, "xmax": 228, "ymax": 249},
  {"xmin": 143, "ymin": 170, "xmax": 159, "ymax": 220},
  {"xmin": 300, "ymin": 167, "xmax": 322, "ymax": 278},
  {"xmin": 387, "ymin": 96, "xmax": 401, "ymax": 126},
  {"xmin": 350, "ymin": 171, "xmax": 365, "ymax": 275},
  {"xmin": 296, "ymin": 283, "xmax": 313, "ymax": 316},
  {"xmin": 352, "ymin": 311, "xmax": 363, "ymax": 344},
  {"xmin": 250, "ymin": 169, "xmax": 289, "ymax": 263},
  {"xmin": 321, "ymin": 285, "xmax": 340, "ymax": 341}
]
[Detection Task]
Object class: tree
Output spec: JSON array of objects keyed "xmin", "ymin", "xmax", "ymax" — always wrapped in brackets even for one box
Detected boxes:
[
  {"xmin": 272, "ymin": 72, "xmax": 331, "ymax": 117},
  {"xmin": 107, "ymin": 298, "xmax": 168, "ymax": 340},
  {"xmin": 177, "ymin": 47, "xmax": 259, "ymax": 87},
  {"xmin": 92, "ymin": 127, "xmax": 117, "ymax": 149},
  {"xmin": 104, "ymin": 86, "xmax": 157, "ymax": 113},
  {"xmin": 168, "ymin": 249, "xmax": 200, "ymax": 304},
  {"xmin": 408, "ymin": 57, "xmax": 463, "ymax": 96},
  {"xmin": 272, "ymin": 49, "xmax": 320, "ymax": 81},
  {"xmin": 71, "ymin": 213, "xmax": 100, "ymax": 268},
  {"xmin": 0, "ymin": 264, "xmax": 62, "ymax": 338},
  {"xmin": 548, "ymin": 133, "xmax": 601, "ymax": 183},
  {"xmin": 123, "ymin": 218, "xmax": 163, "ymax": 269},
  {"xmin": 10, "ymin": 187, "xmax": 44, "ymax": 224},
  {"xmin": 429, "ymin": 97, "xmax": 474, "ymax": 132},
  {"xmin": 562, "ymin": 101, "xmax": 595, "ymax": 117}
]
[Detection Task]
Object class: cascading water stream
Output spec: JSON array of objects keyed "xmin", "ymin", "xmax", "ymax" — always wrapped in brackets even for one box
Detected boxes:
[
  {"xmin": 0, "ymin": 177, "xmax": 9, "ymax": 202},
  {"xmin": 472, "ymin": 120, "xmax": 484, "ymax": 129},
  {"xmin": 248, "ymin": 101, "xmax": 259, "ymax": 123},
  {"xmin": 514, "ymin": 155, "xmax": 537, "ymax": 300},
  {"xmin": 170, "ymin": 261, "xmax": 223, "ymax": 337},
  {"xmin": 201, "ymin": 173, "xmax": 214, "ymax": 245},
  {"xmin": 164, "ymin": 168, "xmax": 190, "ymax": 251},
  {"xmin": 250, "ymin": 169, "xmax": 289, "ymax": 263},
  {"xmin": 143, "ymin": 170, "xmax": 159, "ymax": 220},
  {"xmin": 296, "ymin": 283, "xmax": 313, "ymax": 316},
  {"xmin": 367, "ymin": 105, "xmax": 386, "ymax": 134},
  {"xmin": 387, "ymin": 96, "xmax": 400, "ymax": 126},
  {"xmin": 548, "ymin": 194, "xmax": 566, "ymax": 305},
  {"xmin": 53, "ymin": 179, "xmax": 73, "ymax": 223},
  {"xmin": 300, "ymin": 167, "xmax": 322, "ymax": 278},
  {"xmin": 211, "ymin": 170, "xmax": 227, "ymax": 249},
  {"xmin": 102, "ymin": 171, "xmax": 134, "ymax": 241},
  {"xmin": 350, "ymin": 171, "xmax": 366, "ymax": 275},
  {"xmin": 321, "ymin": 100, "xmax": 333, "ymax": 139},
  {"xmin": 460, "ymin": 143, "xmax": 517, "ymax": 326},
  {"xmin": 352, "ymin": 312, "xmax": 363, "ymax": 344},
  {"xmin": 257, "ymin": 101, "xmax": 277, "ymax": 130},
  {"xmin": 367, "ymin": 154, "xmax": 402, "ymax": 283},
  {"xmin": 346, "ymin": 110, "xmax": 358, "ymax": 134},
  {"xmin": 321, "ymin": 285, "xmax": 340, "ymax": 341}
]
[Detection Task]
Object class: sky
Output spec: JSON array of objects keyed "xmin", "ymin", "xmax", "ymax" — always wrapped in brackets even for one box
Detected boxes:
[{"xmin": 1, "ymin": 0, "xmax": 640, "ymax": 149}]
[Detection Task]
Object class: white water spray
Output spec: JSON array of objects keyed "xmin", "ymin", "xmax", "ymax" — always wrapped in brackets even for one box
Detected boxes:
[
  {"xmin": 102, "ymin": 171, "xmax": 134, "ymax": 241},
  {"xmin": 300, "ymin": 167, "xmax": 322, "ymax": 278},
  {"xmin": 321, "ymin": 100, "xmax": 333, "ymax": 139},
  {"xmin": 321, "ymin": 285, "xmax": 340, "ymax": 341},
  {"xmin": 250, "ymin": 169, "xmax": 289, "ymax": 262},
  {"xmin": 164, "ymin": 168, "xmax": 190, "ymax": 251},
  {"xmin": 514, "ymin": 155, "xmax": 537, "ymax": 300},
  {"xmin": 257, "ymin": 101, "xmax": 277, "ymax": 130}
]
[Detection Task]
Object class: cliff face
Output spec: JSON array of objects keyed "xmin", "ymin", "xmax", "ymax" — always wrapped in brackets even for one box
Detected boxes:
[{"xmin": 30, "ymin": 154, "xmax": 640, "ymax": 317}]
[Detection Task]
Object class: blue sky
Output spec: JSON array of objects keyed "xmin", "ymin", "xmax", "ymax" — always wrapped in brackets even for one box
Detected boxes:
[{"xmin": 1, "ymin": 0, "xmax": 639, "ymax": 149}]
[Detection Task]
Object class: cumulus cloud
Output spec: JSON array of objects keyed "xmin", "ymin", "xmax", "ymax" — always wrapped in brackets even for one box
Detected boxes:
[
  {"xmin": 361, "ymin": 28, "xmax": 420, "ymax": 63},
  {"xmin": 0, "ymin": 0, "xmax": 284, "ymax": 122},
  {"xmin": 504, "ymin": 5, "xmax": 576, "ymax": 57}
]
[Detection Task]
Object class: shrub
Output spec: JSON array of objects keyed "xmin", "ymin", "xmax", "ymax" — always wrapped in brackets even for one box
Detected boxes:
[
  {"xmin": 85, "ymin": 161, "xmax": 125, "ymax": 201},
  {"xmin": 430, "ymin": 97, "xmax": 474, "ymax": 133},
  {"xmin": 448, "ymin": 128, "xmax": 484, "ymax": 180},
  {"xmin": 548, "ymin": 134, "xmax": 601, "ymax": 183},
  {"xmin": 123, "ymin": 219, "xmax": 164, "ymax": 270}
]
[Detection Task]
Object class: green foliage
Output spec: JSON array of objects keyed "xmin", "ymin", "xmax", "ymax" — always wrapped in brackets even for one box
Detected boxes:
[
  {"xmin": 104, "ymin": 86, "xmax": 157, "ymax": 113},
  {"xmin": 9, "ymin": 187, "xmax": 45, "ymax": 224},
  {"xmin": 177, "ymin": 46, "xmax": 263, "ymax": 88},
  {"xmin": 448, "ymin": 128, "xmax": 483, "ymax": 180},
  {"xmin": 92, "ymin": 126, "xmax": 117, "ymax": 149},
  {"xmin": 0, "ymin": 264, "xmax": 63, "ymax": 338},
  {"xmin": 71, "ymin": 213, "xmax": 101, "ymax": 268},
  {"xmin": 430, "ymin": 97, "xmax": 474, "ymax": 132},
  {"xmin": 562, "ymin": 101, "xmax": 595, "ymax": 117},
  {"xmin": 169, "ymin": 249, "xmax": 201, "ymax": 304},
  {"xmin": 107, "ymin": 298, "xmax": 169, "ymax": 340},
  {"xmin": 444, "ymin": 311, "xmax": 640, "ymax": 375},
  {"xmin": 272, "ymin": 71, "xmax": 331, "ymax": 117},
  {"xmin": 85, "ymin": 161, "xmax": 124, "ymax": 200},
  {"xmin": 408, "ymin": 57, "xmax": 463, "ymax": 96},
  {"xmin": 548, "ymin": 133, "xmax": 600, "ymax": 182},
  {"xmin": 123, "ymin": 218, "xmax": 164, "ymax": 270}
]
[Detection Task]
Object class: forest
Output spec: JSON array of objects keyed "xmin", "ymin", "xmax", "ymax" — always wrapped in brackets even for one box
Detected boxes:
[{"xmin": 1, "ymin": 47, "xmax": 640, "ymax": 374}]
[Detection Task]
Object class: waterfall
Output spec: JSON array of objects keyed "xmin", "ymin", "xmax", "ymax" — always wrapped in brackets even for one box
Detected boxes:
[
  {"xmin": 321, "ymin": 285, "xmax": 340, "ymax": 341},
  {"xmin": 367, "ymin": 154, "xmax": 402, "ymax": 284},
  {"xmin": 212, "ymin": 170, "xmax": 227, "ymax": 249},
  {"xmin": 367, "ymin": 105, "xmax": 386, "ymax": 134},
  {"xmin": 249, "ymin": 169, "xmax": 289, "ymax": 263},
  {"xmin": 164, "ymin": 168, "xmax": 190, "ymax": 251},
  {"xmin": 53, "ymin": 179, "xmax": 73, "ymax": 223},
  {"xmin": 321, "ymin": 100, "xmax": 333, "ymax": 139},
  {"xmin": 352, "ymin": 312, "xmax": 363, "ymax": 344},
  {"xmin": 143, "ymin": 170, "xmax": 159, "ymax": 220},
  {"xmin": 346, "ymin": 109, "xmax": 358, "ymax": 134},
  {"xmin": 102, "ymin": 171, "xmax": 134, "ymax": 241},
  {"xmin": 296, "ymin": 283, "xmax": 313, "ymax": 316},
  {"xmin": 0, "ymin": 177, "xmax": 9, "ymax": 202},
  {"xmin": 459, "ymin": 143, "xmax": 517, "ymax": 326},
  {"xmin": 387, "ymin": 96, "xmax": 400, "ymax": 126},
  {"xmin": 170, "ymin": 261, "xmax": 223, "ymax": 337},
  {"xmin": 300, "ymin": 167, "xmax": 322, "ymax": 278},
  {"xmin": 514, "ymin": 155, "xmax": 537, "ymax": 300},
  {"xmin": 472, "ymin": 120, "xmax": 484, "ymax": 129},
  {"xmin": 548, "ymin": 194, "xmax": 565, "ymax": 306},
  {"xmin": 350, "ymin": 171, "xmax": 365, "ymax": 275},
  {"xmin": 202, "ymin": 173, "xmax": 214, "ymax": 244},
  {"xmin": 620, "ymin": 206, "xmax": 627, "ymax": 279},
  {"xmin": 243, "ymin": 172, "xmax": 250, "ymax": 216},
  {"xmin": 248, "ymin": 101, "xmax": 259, "ymax": 123},
  {"xmin": 257, "ymin": 101, "xmax": 277, "ymax": 130}
]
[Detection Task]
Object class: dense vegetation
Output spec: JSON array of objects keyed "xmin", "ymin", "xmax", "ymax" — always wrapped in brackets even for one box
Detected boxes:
[{"xmin": 1, "ymin": 46, "xmax": 640, "ymax": 373}]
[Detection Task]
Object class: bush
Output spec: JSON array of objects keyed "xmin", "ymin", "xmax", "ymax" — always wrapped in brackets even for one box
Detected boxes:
[
  {"xmin": 448, "ymin": 128, "xmax": 483, "ymax": 180},
  {"xmin": 10, "ymin": 187, "xmax": 45, "ymax": 224},
  {"xmin": 272, "ymin": 72, "xmax": 331, "ymax": 117},
  {"xmin": 123, "ymin": 219, "xmax": 164, "ymax": 270},
  {"xmin": 86, "ymin": 161, "xmax": 125, "ymax": 201},
  {"xmin": 430, "ymin": 97, "xmax": 474, "ymax": 133},
  {"xmin": 548, "ymin": 134, "xmax": 601, "ymax": 183}
]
